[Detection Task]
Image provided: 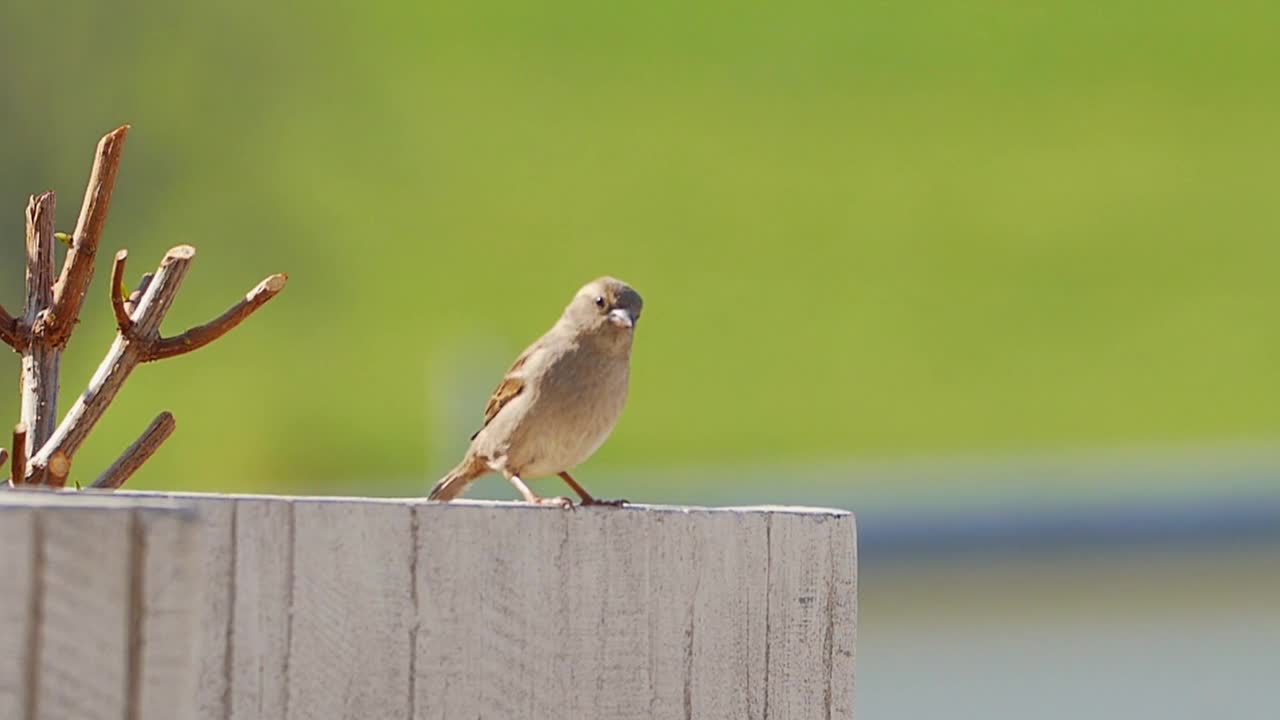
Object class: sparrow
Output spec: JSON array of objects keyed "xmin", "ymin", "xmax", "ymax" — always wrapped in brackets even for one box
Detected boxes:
[{"xmin": 428, "ymin": 277, "xmax": 643, "ymax": 508}]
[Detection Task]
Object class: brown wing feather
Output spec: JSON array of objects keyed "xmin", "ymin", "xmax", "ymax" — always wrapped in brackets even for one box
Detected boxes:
[{"xmin": 470, "ymin": 349, "xmax": 533, "ymax": 440}]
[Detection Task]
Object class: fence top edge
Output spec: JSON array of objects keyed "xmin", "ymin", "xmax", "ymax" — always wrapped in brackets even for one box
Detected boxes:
[
  {"xmin": 0, "ymin": 487, "xmax": 197, "ymax": 515},
  {"xmin": 107, "ymin": 490, "xmax": 852, "ymax": 517}
]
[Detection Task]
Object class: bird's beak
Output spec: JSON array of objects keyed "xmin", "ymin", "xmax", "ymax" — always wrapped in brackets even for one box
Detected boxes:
[{"xmin": 607, "ymin": 308, "xmax": 635, "ymax": 329}]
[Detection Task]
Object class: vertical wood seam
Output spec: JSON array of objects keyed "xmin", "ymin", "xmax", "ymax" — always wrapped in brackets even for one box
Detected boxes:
[
  {"xmin": 23, "ymin": 512, "xmax": 44, "ymax": 720},
  {"xmin": 762, "ymin": 514, "xmax": 772, "ymax": 720},
  {"xmin": 124, "ymin": 510, "xmax": 146, "ymax": 720},
  {"xmin": 824, "ymin": 521, "xmax": 836, "ymax": 720},
  {"xmin": 281, "ymin": 501, "xmax": 296, "ymax": 720},
  {"xmin": 221, "ymin": 502, "xmax": 238, "ymax": 720},
  {"xmin": 407, "ymin": 505, "xmax": 420, "ymax": 720},
  {"xmin": 682, "ymin": 531, "xmax": 700, "ymax": 720},
  {"xmin": 645, "ymin": 515, "xmax": 656, "ymax": 720}
]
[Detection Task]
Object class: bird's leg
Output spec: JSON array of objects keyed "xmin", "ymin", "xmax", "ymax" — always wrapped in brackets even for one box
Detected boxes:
[
  {"xmin": 558, "ymin": 472, "xmax": 626, "ymax": 507},
  {"xmin": 507, "ymin": 474, "xmax": 573, "ymax": 509}
]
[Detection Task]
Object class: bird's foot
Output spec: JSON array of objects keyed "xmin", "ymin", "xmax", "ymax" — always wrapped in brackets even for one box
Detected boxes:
[
  {"xmin": 579, "ymin": 497, "xmax": 627, "ymax": 507},
  {"xmin": 530, "ymin": 495, "xmax": 575, "ymax": 510}
]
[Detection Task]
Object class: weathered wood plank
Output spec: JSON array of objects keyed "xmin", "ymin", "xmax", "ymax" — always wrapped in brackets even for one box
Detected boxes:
[
  {"xmin": 415, "ymin": 503, "xmax": 573, "ymax": 720},
  {"xmin": 0, "ymin": 506, "xmax": 36, "ymax": 718},
  {"xmin": 35, "ymin": 502, "xmax": 132, "ymax": 720},
  {"xmin": 190, "ymin": 498, "xmax": 234, "ymax": 720},
  {"xmin": 285, "ymin": 498, "xmax": 414, "ymax": 720},
  {"xmin": 229, "ymin": 498, "xmax": 294, "ymax": 720},
  {"xmin": 4, "ymin": 493, "xmax": 855, "ymax": 720},
  {"xmin": 765, "ymin": 512, "xmax": 852, "ymax": 720},
  {"xmin": 829, "ymin": 516, "xmax": 858, "ymax": 720},
  {"xmin": 136, "ymin": 507, "xmax": 203, "ymax": 720},
  {"xmin": 413, "ymin": 504, "xmax": 827, "ymax": 720},
  {"xmin": 0, "ymin": 493, "xmax": 203, "ymax": 720},
  {"xmin": 687, "ymin": 510, "xmax": 771, "ymax": 720}
]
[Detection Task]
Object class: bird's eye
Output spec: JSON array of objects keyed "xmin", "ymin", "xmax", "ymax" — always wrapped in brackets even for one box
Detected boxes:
[{"xmin": 594, "ymin": 296, "xmax": 606, "ymax": 308}]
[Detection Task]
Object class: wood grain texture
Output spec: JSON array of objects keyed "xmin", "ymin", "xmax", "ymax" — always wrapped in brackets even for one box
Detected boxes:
[
  {"xmin": 0, "ymin": 493, "xmax": 202, "ymax": 720},
  {"xmin": 286, "ymin": 499, "xmax": 414, "ymax": 720},
  {"xmin": 764, "ymin": 512, "xmax": 859, "ymax": 720},
  {"xmin": 0, "ymin": 507, "xmax": 36, "ymax": 718},
  {"xmin": 229, "ymin": 498, "xmax": 294, "ymax": 720},
  {"xmin": 7, "ymin": 493, "xmax": 856, "ymax": 720},
  {"xmin": 135, "ymin": 507, "xmax": 203, "ymax": 720},
  {"xmin": 35, "ymin": 501, "xmax": 132, "ymax": 720},
  {"xmin": 189, "ymin": 498, "xmax": 233, "ymax": 720},
  {"xmin": 829, "ymin": 517, "xmax": 858, "ymax": 720},
  {"xmin": 414, "ymin": 502, "xmax": 844, "ymax": 720}
]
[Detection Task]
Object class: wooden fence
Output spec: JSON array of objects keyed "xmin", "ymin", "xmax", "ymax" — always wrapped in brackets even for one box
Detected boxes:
[{"xmin": 0, "ymin": 491, "xmax": 857, "ymax": 719}]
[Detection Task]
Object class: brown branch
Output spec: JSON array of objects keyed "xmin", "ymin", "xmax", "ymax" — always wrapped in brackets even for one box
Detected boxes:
[
  {"xmin": 0, "ymin": 306, "xmax": 22, "ymax": 351},
  {"xmin": 92, "ymin": 411, "xmax": 175, "ymax": 489},
  {"xmin": 21, "ymin": 192, "xmax": 60, "ymax": 452},
  {"xmin": 146, "ymin": 273, "xmax": 288, "ymax": 361},
  {"xmin": 26, "ymin": 245, "xmax": 194, "ymax": 483},
  {"xmin": 111, "ymin": 249, "xmax": 133, "ymax": 332},
  {"xmin": 11, "ymin": 424, "xmax": 27, "ymax": 486},
  {"xmin": 47, "ymin": 125, "xmax": 129, "ymax": 347}
]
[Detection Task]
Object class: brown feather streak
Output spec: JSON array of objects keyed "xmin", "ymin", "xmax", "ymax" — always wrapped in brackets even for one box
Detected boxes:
[{"xmin": 470, "ymin": 352, "xmax": 531, "ymax": 440}]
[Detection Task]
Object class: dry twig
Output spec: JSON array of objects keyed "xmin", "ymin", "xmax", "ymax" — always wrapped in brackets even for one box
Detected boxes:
[
  {"xmin": 47, "ymin": 125, "xmax": 128, "ymax": 347},
  {"xmin": 11, "ymin": 424, "xmax": 28, "ymax": 487},
  {"xmin": 27, "ymin": 246, "xmax": 195, "ymax": 483},
  {"xmin": 27, "ymin": 244, "xmax": 286, "ymax": 484},
  {"xmin": 4, "ymin": 125, "xmax": 285, "ymax": 488},
  {"xmin": 92, "ymin": 412, "xmax": 176, "ymax": 489},
  {"xmin": 123, "ymin": 272, "xmax": 153, "ymax": 316},
  {"xmin": 0, "ymin": 308, "xmax": 20, "ymax": 351},
  {"xmin": 147, "ymin": 273, "xmax": 287, "ymax": 360},
  {"xmin": 111, "ymin": 249, "xmax": 132, "ymax": 332},
  {"xmin": 21, "ymin": 193, "xmax": 60, "ymax": 449}
]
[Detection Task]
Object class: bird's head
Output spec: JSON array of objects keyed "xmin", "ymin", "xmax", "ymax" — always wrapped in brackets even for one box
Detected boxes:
[{"xmin": 562, "ymin": 277, "xmax": 643, "ymax": 340}]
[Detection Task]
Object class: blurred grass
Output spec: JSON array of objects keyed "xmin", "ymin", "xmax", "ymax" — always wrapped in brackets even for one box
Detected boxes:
[{"xmin": 0, "ymin": 0, "xmax": 1277, "ymax": 496}]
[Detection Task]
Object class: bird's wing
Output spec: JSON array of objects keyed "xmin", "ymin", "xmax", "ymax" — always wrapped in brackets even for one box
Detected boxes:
[{"xmin": 470, "ymin": 345, "xmax": 536, "ymax": 440}]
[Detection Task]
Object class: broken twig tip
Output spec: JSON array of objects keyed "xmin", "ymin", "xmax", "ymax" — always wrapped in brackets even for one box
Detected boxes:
[
  {"xmin": 263, "ymin": 273, "xmax": 288, "ymax": 293},
  {"xmin": 110, "ymin": 249, "xmax": 132, "ymax": 331},
  {"xmin": 48, "ymin": 450, "xmax": 71, "ymax": 487},
  {"xmin": 11, "ymin": 424, "xmax": 28, "ymax": 485},
  {"xmin": 166, "ymin": 245, "xmax": 197, "ymax": 261}
]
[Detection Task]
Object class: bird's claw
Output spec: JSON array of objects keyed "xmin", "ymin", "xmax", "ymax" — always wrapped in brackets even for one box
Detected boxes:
[
  {"xmin": 533, "ymin": 495, "xmax": 575, "ymax": 510},
  {"xmin": 580, "ymin": 497, "xmax": 627, "ymax": 507}
]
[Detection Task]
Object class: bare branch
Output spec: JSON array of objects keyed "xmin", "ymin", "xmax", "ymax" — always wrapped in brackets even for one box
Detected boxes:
[
  {"xmin": 0, "ymin": 305, "xmax": 21, "ymax": 351},
  {"xmin": 110, "ymin": 249, "xmax": 132, "ymax": 332},
  {"xmin": 27, "ymin": 246, "xmax": 195, "ymax": 482},
  {"xmin": 123, "ymin": 272, "xmax": 153, "ymax": 316},
  {"xmin": 92, "ymin": 411, "xmax": 175, "ymax": 489},
  {"xmin": 47, "ymin": 125, "xmax": 129, "ymax": 346},
  {"xmin": 147, "ymin": 273, "xmax": 287, "ymax": 361},
  {"xmin": 21, "ymin": 192, "xmax": 60, "ymax": 452},
  {"xmin": 11, "ymin": 424, "xmax": 27, "ymax": 486}
]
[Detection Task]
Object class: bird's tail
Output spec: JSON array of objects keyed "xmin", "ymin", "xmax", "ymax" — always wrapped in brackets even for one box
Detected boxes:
[{"xmin": 428, "ymin": 457, "xmax": 486, "ymax": 501}]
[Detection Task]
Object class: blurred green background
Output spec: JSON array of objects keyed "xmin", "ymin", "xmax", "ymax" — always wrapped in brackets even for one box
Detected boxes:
[
  {"xmin": 2, "ymin": 0, "xmax": 1277, "ymax": 498},
  {"xmin": 3, "ymin": 3, "xmax": 1279, "ymax": 717}
]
